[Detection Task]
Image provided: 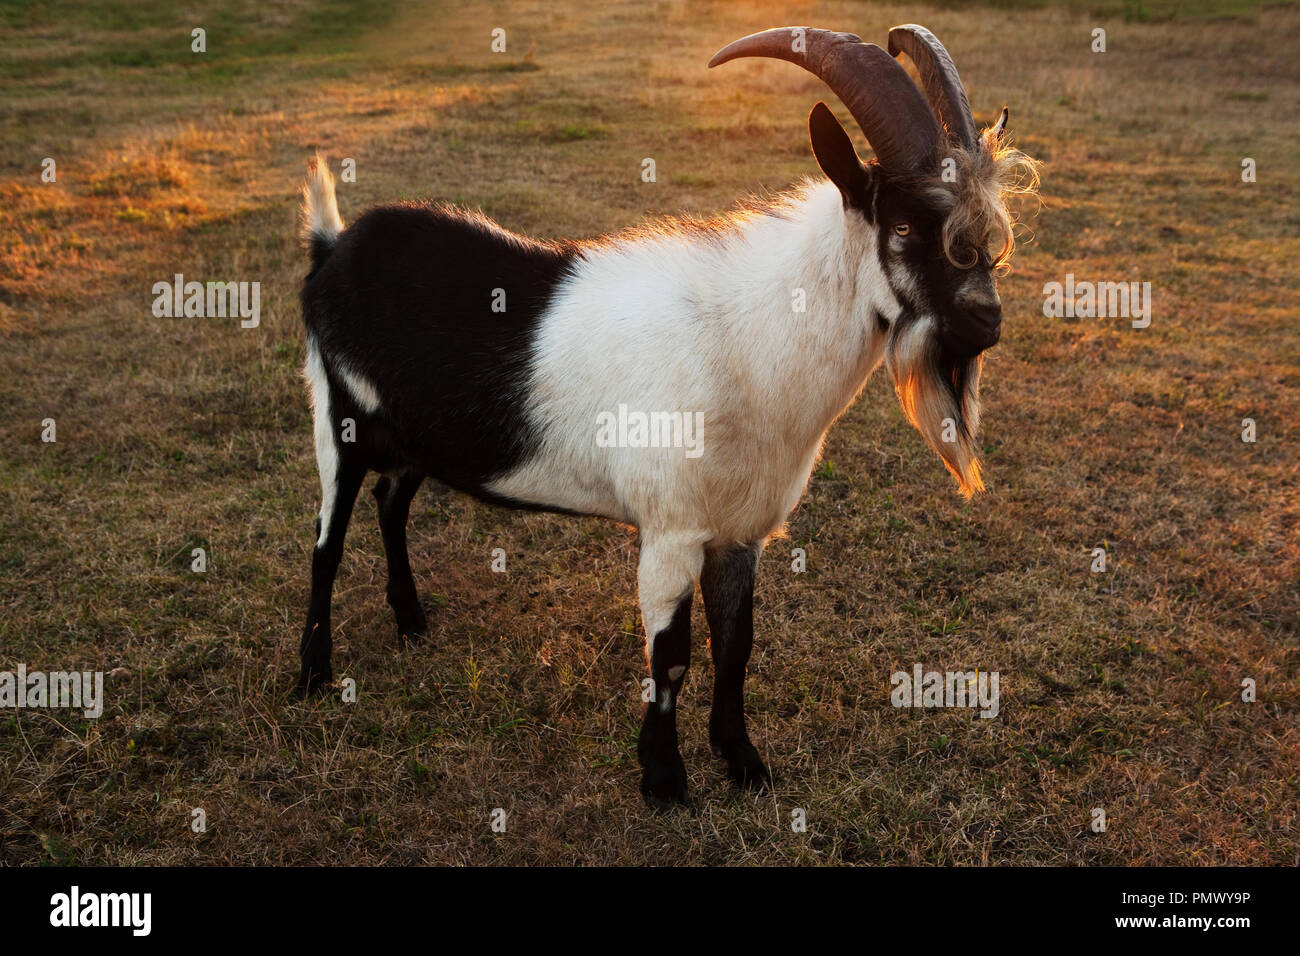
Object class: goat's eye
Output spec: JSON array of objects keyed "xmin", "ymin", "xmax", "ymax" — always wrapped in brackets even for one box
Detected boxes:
[{"xmin": 893, "ymin": 223, "xmax": 911, "ymax": 237}]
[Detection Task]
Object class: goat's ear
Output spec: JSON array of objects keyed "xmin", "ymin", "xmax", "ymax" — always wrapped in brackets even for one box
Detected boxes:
[
  {"xmin": 809, "ymin": 101, "xmax": 868, "ymax": 207},
  {"xmin": 993, "ymin": 106, "xmax": 1009, "ymax": 142}
]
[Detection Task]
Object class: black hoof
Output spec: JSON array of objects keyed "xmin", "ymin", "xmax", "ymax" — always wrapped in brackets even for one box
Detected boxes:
[
  {"xmin": 296, "ymin": 665, "xmax": 332, "ymax": 698},
  {"xmin": 395, "ymin": 617, "xmax": 427, "ymax": 646},
  {"xmin": 299, "ymin": 620, "xmax": 332, "ymax": 696},
  {"xmin": 639, "ymin": 751, "xmax": 690, "ymax": 812},
  {"xmin": 392, "ymin": 598, "xmax": 428, "ymax": 646},
  {"xmin": 713, "ymin": 739, "xmax": 772, "ymax": 792}
]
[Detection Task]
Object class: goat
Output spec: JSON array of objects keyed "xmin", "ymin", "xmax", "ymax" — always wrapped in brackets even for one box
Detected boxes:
[{"xmin": 295, "ymin": 25, "xmax": 1039, "ymax": 808}]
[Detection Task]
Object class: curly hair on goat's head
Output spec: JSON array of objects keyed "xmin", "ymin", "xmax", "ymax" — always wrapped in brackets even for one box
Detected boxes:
[{"xmin": 903, "ymin": 119, "xmax": 1043, "ymax": 273}]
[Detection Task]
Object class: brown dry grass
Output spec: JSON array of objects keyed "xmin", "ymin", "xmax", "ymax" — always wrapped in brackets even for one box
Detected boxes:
[{"xmin": 0, "ymin": 0, "xmax": 1296, "ymax": 865}]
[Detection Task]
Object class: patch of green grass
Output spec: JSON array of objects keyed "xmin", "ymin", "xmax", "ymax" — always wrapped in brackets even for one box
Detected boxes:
[
  {"xmin": 0, "ymin": 0, "xmax": 400, "ymax": 78},
  {"xmin": 550, "ymin": 123, "xmax": 604, "ymax": 141}
]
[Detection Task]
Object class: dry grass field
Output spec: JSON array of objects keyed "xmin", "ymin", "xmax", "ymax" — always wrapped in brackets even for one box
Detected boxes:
[{"xmin": 0, "ymin": 0, "xmax": 1296, "ymax": 865}]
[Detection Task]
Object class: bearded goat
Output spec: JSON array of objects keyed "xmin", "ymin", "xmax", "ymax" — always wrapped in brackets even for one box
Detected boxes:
[{"xmin": 295, "ymin": 25, "xmax": 1038, "ymax": 808}]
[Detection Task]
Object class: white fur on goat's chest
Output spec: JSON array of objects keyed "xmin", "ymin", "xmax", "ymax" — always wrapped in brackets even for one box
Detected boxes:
[{"xmin": 486, "ymin": 183, "xmax": 884, "ymax": 546}]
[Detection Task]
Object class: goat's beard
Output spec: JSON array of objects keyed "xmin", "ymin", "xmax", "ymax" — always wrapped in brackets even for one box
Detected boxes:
[{"xmin": 885, "ymin": 316, "xmax": 985, "ymax": 498}]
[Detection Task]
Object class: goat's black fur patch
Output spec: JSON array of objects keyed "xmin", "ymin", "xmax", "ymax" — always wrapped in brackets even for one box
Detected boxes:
[{"xmin": 301, "ymin": 203, "xmax": 582, "ymax": 502}]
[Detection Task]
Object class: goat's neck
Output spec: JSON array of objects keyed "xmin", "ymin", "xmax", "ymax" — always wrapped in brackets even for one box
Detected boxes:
[{"xmin": 710, "ymin": 182, "xmax": 885, "ymax": 449}]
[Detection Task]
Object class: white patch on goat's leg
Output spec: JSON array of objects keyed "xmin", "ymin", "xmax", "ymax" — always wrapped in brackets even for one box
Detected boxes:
[
  {"xmin": 298, "ymin": 339, "xmax": 369, "ymax": 694},
  {"xmin": 304, "ymin": 339, "xmax": 338, "ymax": 547},
  {"xmin": 636, "ymin": 530, "xmax": 706, "ymax": 807},
  {"xmin": 638, "ymin": 530, "xmax": 707, "ymax": 665}
]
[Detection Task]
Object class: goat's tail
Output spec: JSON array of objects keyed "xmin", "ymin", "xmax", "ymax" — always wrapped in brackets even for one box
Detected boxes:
[{"xmin": 299, "ymin": 155, "xmax": 344, "ymax": 270}]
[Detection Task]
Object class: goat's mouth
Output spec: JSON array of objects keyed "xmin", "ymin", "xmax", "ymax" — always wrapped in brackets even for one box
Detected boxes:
[{"xmin": 942, "ymin": 314, "xmax": 1002, "ymax": 358}]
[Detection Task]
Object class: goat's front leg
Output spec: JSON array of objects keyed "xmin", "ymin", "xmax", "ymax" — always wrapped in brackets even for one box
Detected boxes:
[
  {"xmin": 636, "ymin": 531, "xmax": 706, "ymax": 810},
  {"xmin": 701, "ymin": 542, "xmax": 770, "ymax": 790}
]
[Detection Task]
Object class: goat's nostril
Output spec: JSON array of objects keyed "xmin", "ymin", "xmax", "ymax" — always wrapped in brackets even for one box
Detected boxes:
[{"xmin": 967, "ymin": 302, "xmax": 1002, "ymax": 329}]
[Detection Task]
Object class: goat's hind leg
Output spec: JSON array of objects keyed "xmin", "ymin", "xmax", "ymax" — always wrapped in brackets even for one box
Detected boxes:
[
  {"xmin": 373, "ymin": 471, "xmax": 426, "ymax": 645},
  {"xmin": 298, "ymin": 454, "xmax": 365, "ymax": 695},
  {"xmin": 298, "ymin": 343, "xmax": 366, "ymax": 695}
]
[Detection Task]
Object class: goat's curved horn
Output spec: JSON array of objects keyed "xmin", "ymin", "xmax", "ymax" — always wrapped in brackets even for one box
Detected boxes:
[
  {"xmin": 887, "ymin": 24, "xmax": 978, "ymax": 150},
  {"xmin": 709, "ymin": 27, "xmax": 940, "ymax": 175}
]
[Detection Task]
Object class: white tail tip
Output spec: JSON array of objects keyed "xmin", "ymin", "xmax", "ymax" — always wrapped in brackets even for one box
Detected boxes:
[{"xmin": 300, "ymin": 154, "xmax": 344, "ymax": 246}]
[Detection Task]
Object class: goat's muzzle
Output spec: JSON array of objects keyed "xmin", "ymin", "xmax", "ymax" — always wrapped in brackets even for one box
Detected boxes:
[{"xmin": 946, "ymin": 296, "xmax": 1002, "ymax": 357}]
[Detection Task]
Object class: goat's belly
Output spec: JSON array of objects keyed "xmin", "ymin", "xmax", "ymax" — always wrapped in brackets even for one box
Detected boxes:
[
  {"xmin": 486, "ymin": 436, "xmax": 818, "ymax": 547},
  {"xmin": 484, "ymin": 453, "xmax": 630, "ymax": 523}
]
